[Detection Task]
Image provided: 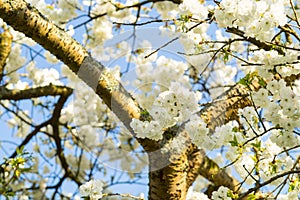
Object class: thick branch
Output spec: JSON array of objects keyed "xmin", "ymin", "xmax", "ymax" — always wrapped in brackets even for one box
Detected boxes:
[
  {"xmin": 200, "ymin": 84, "xmax": 254, "ymax": 132},
  {"xmin": 0, "ymin": 0, "xmax": 88, "ymax": 72},
  {"xmin": 0, "ymin": 84, "xmax": 73, "ymax": 100},
  {"xmin": 148, "ymin": 130, "xmax": 239, "ymax": 199},
  {"xmin": 186, "ymin": 146, "xmax": 238, "ymax": 191},
  {"xmin": 0, "ymin": 26, "xmax": 12, "ymax": 82},
  {"xmin": 185, "ymin": 83, "xmax": 259, "ymax": 194},
  {"xmin": 149, "ymin": 151, "xmax": 189, "ymax": 200}
]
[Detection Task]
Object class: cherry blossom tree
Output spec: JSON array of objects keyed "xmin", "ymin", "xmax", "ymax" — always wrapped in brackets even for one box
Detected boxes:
[{"xmin": 0, "ymin": 0, "xmax": 300, "ymax": 199}]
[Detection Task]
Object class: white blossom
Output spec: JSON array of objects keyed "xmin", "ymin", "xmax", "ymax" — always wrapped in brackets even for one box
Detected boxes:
[
  {"xmin": 179, "ymin": 0, "xmax": 208, "ymax": 20},
  {"xmin": 79, "ymin": 179, "xmax": 104, "ymax": 200},
  {"xmin": 186, "ymin": 186, "xmax": 210, "ymax": 200},
  {"xmin": 212, "ymin": 186, "xmax": 232, "ymax": 200}
]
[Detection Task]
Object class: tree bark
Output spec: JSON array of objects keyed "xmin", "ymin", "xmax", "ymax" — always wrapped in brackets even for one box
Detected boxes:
[
  {"xmin": 149, "ymin": 150, "xmax": 189, "ymax": 200},
  {"xmin": 0, "ymin": 84, "xmax": 72, "ymax": 100},
  {"xmin": 0, "ymin": 26, "xmax": 12, "ymax": 82}
]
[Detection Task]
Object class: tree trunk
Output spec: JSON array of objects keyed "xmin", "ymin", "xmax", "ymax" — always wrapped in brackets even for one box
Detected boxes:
[
  {"xmin": 147, "ymin": 131, "xmax": 194, "ymax": 200},
  {"xmin": 148, "ymin": 151, "xmax": 188, "ymax": 200}
]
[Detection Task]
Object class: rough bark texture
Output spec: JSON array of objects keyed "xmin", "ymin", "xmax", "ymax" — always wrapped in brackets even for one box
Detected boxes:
[
  {"xmin": 149, "ymin": 150, "xmax": 189, "ymax": 200},
  {"xmin": 0, "ymin": 0, "xmax": 88, "ymax": 73},
  {"xmin": 148, "ymin": 141, "xmax": 240, "ymax": 199},
  {"xmin": 186, "ymin": 146, "xmax": 238, "ymax": 190},
  {"xmin": 0, "ymin": 26, "xmax": 12, "ymax": 82},
  {"xmin": 0, "ymin": 84, "xmax": 72, "ymax": 100},
  {"xmin": 200, "ymin": 83, "xmax": 259, "ymax": 133}
]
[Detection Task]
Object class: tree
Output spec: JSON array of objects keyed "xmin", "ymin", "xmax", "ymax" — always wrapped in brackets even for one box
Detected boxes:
[{"xmin": 0, "ymin": 0, "xmax": 299, "ymax": 199}]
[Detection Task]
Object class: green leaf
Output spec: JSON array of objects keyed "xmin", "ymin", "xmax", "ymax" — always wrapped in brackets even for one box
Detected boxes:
[
  {"xmin": 140, "ymin": 109, "xmax": 151, "ymax": 121},
  {"xmin": 229, "ymin": 135, "xmax": 239, "ymax": 147},
  {"xmin": 246, "ymin": 193, "xmax": 257, "ymax": 200},
  {"xmin": 238, "ymin": 73, "xmax": 252, "ymax": 86},
  {"xmin": 20, "ymin": 167, "xmax": 32, "ymax": 173},
  {"xmin": 258, "ymin": 78, "xmax": 267, "ymax": 87},
  {"xmin": 251, "ymin": 141, "xmax": 261, "ymax": 149},
  {"xmin": 180, "ymin": 14, "xmax": 190, "ymax": 22},
  {"xmin": 223, "ymin": 50, "xmax": 229, "ymax": 64},
  {"xmin": 16, "ymin": 146, "xmax": 24, "ymax": 155},
  {"xmin": 238, "ymin": 78, "xmax": 247, "ymax": 86},
  {"xmin": 227, "ymin": 189, "xmax": 238, "ymax": 199}
]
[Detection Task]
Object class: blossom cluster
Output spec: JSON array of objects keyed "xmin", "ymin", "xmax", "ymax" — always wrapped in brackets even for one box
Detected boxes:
[
  {"xmin": 211, "ymin": 104, "xmax": 298, "ymax": 188},
  {"xmin": 60, "ymin": 63, "xmax": 148, "ymax": 176},
  {"xmin": 26, "ymin": 0, "xmax": 79, "ymax": 25},
  {"xmin": 132, "ymin": 49, "xmax": 191, "ymax": 109},
  {"xmin": 83, "ymin": 0, "xmax": 136, "ymax": 56},
  {"xmin": 131, "ymin": 82, "xmax": 200, "ymax": 141},
  {"xmin": 212, "ymin": 186, "xmax": 232, "ymax": 200},
  {"xmin": 184, "ymin": 114, "xmax": 210, "ymax": 149},
  {"xmin": 215, "ymin": 0, "xmax": 287, "ymax": 41},
  {"xmin": 187, "ymin": 186, "xmax": 234, "ymax": 200},
  {"xmin": 186, "ymin": 186, "xmax": 210, "ymax": 200},
  {"xmin": 179, "ymin": 0, "xmax": 208, "ymax": 20},
  {"xmin": 253, "ymin": 79, "xmax": 300, "ymax": 134},
  {"xmin": 79, "ymin": 179, "xmax": 104, "ymax": 200},
  {"xmin": 248, "ymin": 49, "xmax": 300, "ymax": 81},
  {"xmin": 60, "ymin": 65, "xmax": 118, "ymax": 148},
  {"xmin": 252, "ymin": 78, "xmax": 300, "ymax": 146}
]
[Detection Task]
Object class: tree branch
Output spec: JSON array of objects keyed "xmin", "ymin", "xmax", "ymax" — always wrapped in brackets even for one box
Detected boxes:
[
  {"xmin": 0, "ymin": 84, "xmax": 73, "ymax": 100},
  {"xmin": 50, "ymin": 91, "xmax": 82, "ymax": 186},
  {"xmin": 0, "ymin": 26, "xmax": 12, "ymax": 82},
  {"xmin": 0, "ymin": 0, "xmax": 88, "ymax": 72},
  {"xmin": 237, "ymin": 170, "xmax": 300, "ymax": 200},
  {"xmin": 226, "ymin": 27, "xmax": 285, "ymax": 55},
  {"xmin": 186, "ymin": 146, "xmax": 239, "ymax": 191}
]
